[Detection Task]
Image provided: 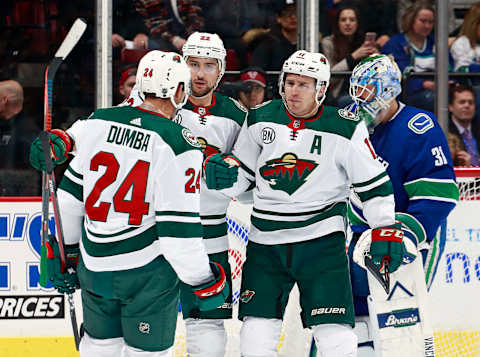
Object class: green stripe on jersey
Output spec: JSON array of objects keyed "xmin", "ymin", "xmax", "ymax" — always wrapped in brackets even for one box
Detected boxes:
[
  {"xmin": 347, "ymin": 203, "xmax": 367, "ymax": 226},
  {"xmin": 203, "ymin": 222, "xmax": 228, "ymax": 239},
  {"xmin": 58, "ymin": 176, "xmax": 83, "ymax": 201},
  {"xmin": 156, "ymin": 211, "xmax": 199, "ymax": 217},
  {"xmin": 251, "ymin": 202, "xmax": 346, "ymax": 232},
  {"xmin": 82, "ymin": 226, "xmax": 156, "ymax": 257},
  {"xmin": 356, "ymin": 180, "xmax": 393, "ymax": 202},
  {"xmin": 352, "ymin": 171, "xmax": 388, "ymax": 188},
  {"xmin": 66, "ymin": 166, "xmax": 83, "ymax": 180},
  {"xmin": 156, "ymin": 222, "xmax": 202, "ymax": 238},
  {"xmin": 404, "ymin": 179, "xmax": 459, "ymax": 202},
  {"xmin": 395, "ymin": 212, "xmax": 426, "ymax": 244}
]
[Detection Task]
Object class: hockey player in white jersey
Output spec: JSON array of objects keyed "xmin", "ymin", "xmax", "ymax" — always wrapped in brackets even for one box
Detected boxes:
[
  {"xmin": 30, "ymin": 33, "xmax": 247, "ymax": 357},
  {"xmin": 346, "ymin": 55, "xmax": 458, "ymax": 357},
  {"xmin": 30, "ymin": 51, "xmax": 229, "ymax": 356},
  {"xmin": 203, "ymin": 50, "xmax": 407, "ymax": 357}
]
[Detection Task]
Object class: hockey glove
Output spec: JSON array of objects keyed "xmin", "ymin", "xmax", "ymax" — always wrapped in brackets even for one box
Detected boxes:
[
  {"xmin": 30, "ymin": 129, "xmax": 72, "ymax": 171},
  {"xmin": 44, "ymin": 235, "xmax": 79, "ymax": 294},
  {"xmin": 370, "ymin": 223, "xmax": 406, "ymax": 274},
  {"xmin": 192, "ymin": 262, "xmax": 230, "ymax": 311},
  {"xmin": 203, "ymin": 153, "xmax": 240, "ymax": 190}
]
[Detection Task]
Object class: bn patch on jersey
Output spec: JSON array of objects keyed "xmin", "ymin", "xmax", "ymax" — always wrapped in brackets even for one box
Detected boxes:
[{"xmin": 407, "ymin": 114, "xmax": 434, "ymax": 134}]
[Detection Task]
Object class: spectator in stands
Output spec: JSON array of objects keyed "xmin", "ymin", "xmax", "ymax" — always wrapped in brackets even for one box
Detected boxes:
[
  {"xmin": 250, "ymin": 1, "xmax": 298, "ymax": 71},
  {"xmin": 447, "ymin": 133, "xmax": 471, "ymax": 167},
  {"xmin": 112, "ymin": 0, "xmax": 150, "ymax": 49},
  {"xmin": 0, "ymin": 80, "xmax": 38, "ymax": 169},
  {"xmin": 382, "ymin": 0, "xmax": 449, "ymax": 112},
  {"xmin": 448, "ymin": 84, "xmax": 480, "ymax": 166},
  {"xmin": 134, "ymin": 0, "xmax": 205, "ymax": 52},
  {"xmin": 354, "ymin": 0, "xmax": 397, "ymax": 48},
  {"xmin": 237, "ymin": 66, "xmax": 267, "ymax": 109},
  {"xmin": 450, "ymin": 2, "xmax": 480, "ymax": 114},
  {"xmin": 118, "ymin": 66, "xmax": 137, "ymax": 103},
  {"xmin": 322, "ymin": 5, "xmax": 375, "ymax": 107}
]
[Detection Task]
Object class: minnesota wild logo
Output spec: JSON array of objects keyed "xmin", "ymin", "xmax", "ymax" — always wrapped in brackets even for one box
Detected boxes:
[
  {"xmin": 260, "ymin": 153, "xmax": 318, "ymax": 195},
  {"xmin": 197, "ymin": 137, "xmax": 220, "ymax": 158}
]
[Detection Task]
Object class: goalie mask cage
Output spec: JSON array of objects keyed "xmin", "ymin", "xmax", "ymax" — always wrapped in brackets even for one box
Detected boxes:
[{"xmin": 172, "ymin": 167, "xmax": 480, "ymax": 357}]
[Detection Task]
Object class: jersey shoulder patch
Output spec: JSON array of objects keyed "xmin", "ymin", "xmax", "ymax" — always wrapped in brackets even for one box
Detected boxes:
[
  {"xmin": 338, "ymin": 106, "xmax": 360, "ymax": 121},
  {"xmin": 251, "ymin": 100, "xmax": 272, "ymax": 110},
  {"xmin": 407, "ymin": 113, "xmax": 434, "ymax": 134},
  {"xmin": 181, "ymin": 128, "xmax": 202, "ymax": 148}
]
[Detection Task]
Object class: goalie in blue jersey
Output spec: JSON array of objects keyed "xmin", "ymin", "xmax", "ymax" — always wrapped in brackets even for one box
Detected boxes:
[{"xmin": 346, "ymin": 54, "xmax": 459, "ymax": 356}]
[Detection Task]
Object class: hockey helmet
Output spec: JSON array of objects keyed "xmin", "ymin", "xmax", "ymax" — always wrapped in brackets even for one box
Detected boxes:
[
  {"xmin": 349, "ymin": 54, "xmax": 402, "ymax": 130},
  {"xmin": 182, "ymin": 32, "xmax": 227, "ymax": 89},
  {"xmin": 136, "ymin": 50, "xmax": 191, "ymax": 109},
  {"xmin": 279, "ymin": 50, "xmax": 331, "ymax": 114}
]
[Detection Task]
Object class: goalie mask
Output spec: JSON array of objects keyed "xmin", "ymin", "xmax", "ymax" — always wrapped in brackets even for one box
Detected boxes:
[
  {"xmin": 279, "ymin": 50, "xmax": 330, "ymax": 116},
  {"xmin": 349, "ymin": 55, "xmax": 402, "ymax": 131},
  {"xmin": 136, "ymin": 50, "xmax": 192, "ymax": 110},
  {"xmin": 182, "ymin": 32, "xmax": 227, "ymax": 89}
]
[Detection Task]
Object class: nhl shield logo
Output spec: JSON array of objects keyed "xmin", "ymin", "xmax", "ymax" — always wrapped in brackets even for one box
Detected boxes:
[
  {"xmin": 198, "ymin": 107, "xmax": 206, "ymax": 116},
  {"xmin": 293, "ymin": 120, "xmax": 301, "ymax": 129},
  {"xmin": 139, "ymin": 322, "xmax": 150, "ymax": 334},
  {"xmin": 240, "ymin": 290, "xmax": 256, "ymax": 303}
]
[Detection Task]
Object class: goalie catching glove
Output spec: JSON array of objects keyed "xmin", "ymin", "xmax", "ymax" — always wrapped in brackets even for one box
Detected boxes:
[
  {"xmin": 192, "ymin": 262, "xmax": 230, "ymax": 311},
  {"xmin": 203, "ymin": 153, "xmax": 240, "ymax": 190},
  {"xmin": 30, "ymin": 129, "xmax": 72, "ymax": 171},
  {"xmin": 44, "ymin": 235, "xmax": 80, "ymax": 294}
]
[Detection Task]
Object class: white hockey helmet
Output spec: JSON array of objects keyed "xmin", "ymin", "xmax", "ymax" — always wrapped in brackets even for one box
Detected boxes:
[
  {"xmin": 279, "ymin": 50, "xmax": 331, "ymax": 113},
  {"xmin": 136, "ymin": 50, "xmax": 191, "ymax": 109},
  {"xmin": 182, "ymin": 32, "xmax": 227, "ymax": 89},
  {"xmin": 349, "ymin": 54, "xmax": 402, "ymax": 130}
]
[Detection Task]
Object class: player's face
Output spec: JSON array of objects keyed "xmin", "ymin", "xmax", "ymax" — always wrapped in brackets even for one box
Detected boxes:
[
  {"xmin": 186, "ymin": 57, "xmax": 220, "ymax": 97},
  {"xmin": 284, "ymin": 74, "xmax": 322, "ymax": 117},
  {"xmin": 119, "ymin": 76, "xmax": 136, "ymax": 100},
  {"xmin": 354, "ymin": 83, "xmax": 376, "ymax": 102},
  {"xmin": 449, "ymin": 91, "xmax": 475, "ymax": 124},
  {"xmin": 338, "ymin": 9, "xmax": 358, "ymax": 36},
  {"xmin": 239, "ymin": 83, "xmax": 265, "ymax": 109},
  {"xmin": 411, "ymin": 9, "xmax": 434, "ymax": 38}
]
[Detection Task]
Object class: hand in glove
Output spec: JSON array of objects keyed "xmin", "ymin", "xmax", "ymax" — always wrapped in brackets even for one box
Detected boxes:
[
  {"xmin": 203, "ymin": 153, "xmax": 240, "ymax": 190},
  {"xmin": 30, "ymin": 129, "xmax": 72, "ymax": 171},
  {"xmin": 192, "ymin": 262, "xmax": 230, "ymax": 311},
  {"xmin": 44, "ymin": 235, "xmax": 79, "ymax": 294},
  {"xmin": 370, "ymin": 224, "xmax": 406, "ymax": 274}
]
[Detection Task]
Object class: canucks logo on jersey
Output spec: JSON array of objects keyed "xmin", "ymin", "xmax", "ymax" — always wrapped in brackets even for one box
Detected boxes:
[{"xmin": 260, "ymin": 153, "xmax": 318, "ymax": 195}]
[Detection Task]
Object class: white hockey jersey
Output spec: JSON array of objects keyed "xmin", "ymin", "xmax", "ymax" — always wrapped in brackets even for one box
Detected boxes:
[
  {"xmin": 221, "ymin": 100, "xmax": 396, "ymax": 245},
  {"xmin": 176, "ymin": 93, "xmax": 247, "ymax": 253},
  {"xmin": 59, "ymin": 106, "xmax": 213, "ymax": 286}
]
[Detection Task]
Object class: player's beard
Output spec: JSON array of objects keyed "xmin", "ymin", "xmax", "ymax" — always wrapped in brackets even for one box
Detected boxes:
[{"xmin": 192, "ymin": 83, "xmax": 215, "ymax": 98}]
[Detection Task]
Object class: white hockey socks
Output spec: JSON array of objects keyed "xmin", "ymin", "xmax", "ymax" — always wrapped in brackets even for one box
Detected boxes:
[
  {"xmin": 79, "ymin": 332, "xmax": 124, "ymax": 357},
  {"xmin": 312, "ymin": 323, "xmax": 357, "ymax": 357},
  {"xmin": 185, "ymin": 318, "xmax": 226, "ymax": 357},
  {"xmin": 240, "ymin": 316, "xmax": 282, "ymax": 357}
]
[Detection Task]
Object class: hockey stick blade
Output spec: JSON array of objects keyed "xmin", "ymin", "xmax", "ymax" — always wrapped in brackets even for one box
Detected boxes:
[
  {"xmin": 54, "ymin": 18, "xmax": 87, "ymax": 60},
  {"xmin": 364, "ymin": 255, "xmax": 390, "ymax": 294}
]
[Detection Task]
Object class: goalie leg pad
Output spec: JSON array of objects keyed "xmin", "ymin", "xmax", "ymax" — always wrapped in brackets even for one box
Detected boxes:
[
  {"xmin": 124, "ymin": 345, "xmax": 173, "ymax": 357},
  {"xmin": 185, "ymin": 318, "xmax": 226, "ymax": 357},
  {"xmin": 311, "ymin": 323, "xmax": 357, "ymax": 357},
  {"xmin": 240, "ymin": 316, "xmax": 282, "ymax": 357},
  {"xmin": 79, "ymin": 332, "xmax": 124, "ymax": 357}
]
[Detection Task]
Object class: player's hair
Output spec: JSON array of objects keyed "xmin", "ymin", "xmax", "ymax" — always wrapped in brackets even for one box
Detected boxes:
[
  {"xmin": 448, "ymin": 84, "xmax": 476, "ymax": 105},
  {"xmin": 401, "ymin": 0, "xmax": 434, "ymax": 34},
  {"xmin": 332, "ymin": 5, "xmax": 364, "ymax": 63},
  {"xmin": 459, "ymin": 3, "xmax": 480, "ymax": 49}
]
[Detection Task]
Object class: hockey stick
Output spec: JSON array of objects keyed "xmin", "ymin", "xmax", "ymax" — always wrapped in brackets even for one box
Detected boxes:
[
  {"xmin": 364, "ymin": 255, "xmax": 390, "ymax": 294},
  {"xmin": 40, "ymin": 131, "xmax": 81, "ymax": 351},
  {"xmin": 40, "ymin": 18, "xmax": 87, "ymax": 287}
]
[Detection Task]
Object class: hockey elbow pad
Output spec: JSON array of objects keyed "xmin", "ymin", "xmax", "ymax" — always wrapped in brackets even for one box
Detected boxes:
[
  {"xmin": 30, "ymin": 129, "xmax": 72, "ymax": 171},
  {"xmin": 192, "ymin": 262, "xmax": 230, "ymax": 311},
  {"xmin": 203, "ymin": 153, "xmax": 240, "ymax": 190}
]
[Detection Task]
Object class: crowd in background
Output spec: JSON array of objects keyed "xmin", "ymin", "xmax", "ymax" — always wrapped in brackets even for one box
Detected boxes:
[{"xmin": 1, "ymin": 0, "xmax": 480, "ymax": 195}]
